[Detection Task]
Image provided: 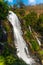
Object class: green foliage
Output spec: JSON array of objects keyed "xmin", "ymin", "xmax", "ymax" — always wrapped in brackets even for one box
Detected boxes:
[
  {"xmin": 5, "ymin": 55, "xmax": 16, "ymax": 65},
  {"xmin": 19, "ymin": 9, "xmax": 25, "ymax": 16},
  {"xmin": 1, "ymin": 42, "xmax": 27, "ymax": 65},
  {"xmin": 0, "ymin": 55, "xmax": 5, "ymax": 65},
  {"xmin": 36, "ymin": 14, "xmax": 43, "ymax": 34},
  {"xmin": 0, "ymin": 1, "xmax": 9, "ymax": 20},
  {"xmin": 30, "ymin": 39, "xmax": 40, "ymax": 51},
  {"xmin": 24, "ymin": 11, "xmax": 37, "ymax": 28},
  {"xmin": 24, "ymin": 11, "xmax": 43, "ymax": 36},
  {"xmin": 38, "ymin": 50, "xmax": 43, "ymax": 56},
  {"xmin": 5, "ymin": 55, "xmax": 27, "ymax": 65},
  {"xmin": 25, "ymin": 30, "xmax": 32, "ymax": 40}
]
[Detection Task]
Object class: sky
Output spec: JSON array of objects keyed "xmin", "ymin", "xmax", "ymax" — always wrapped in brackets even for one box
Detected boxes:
[{"xmin": 5, "ymin": 0, "xmax": 43, "ymax": 5}]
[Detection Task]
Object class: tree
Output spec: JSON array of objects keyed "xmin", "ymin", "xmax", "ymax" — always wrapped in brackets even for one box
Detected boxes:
[
  {"xmin": 16, "ymin": 0, "xmax": 25, "ymax": 8},
  {"xmin": 0, "ymin": 1, "xmax": 9, "ymax": 46},
  {"xmin": 24, "ymin": 11, "xmax": 37, "ymax": 28},
  {"xmin": 36, "ymin": 14, "xmax": 43, "ymax": 35},
  {"xmin": 0, "ymin": 1, "xmax": 9, "ymax": 20}
]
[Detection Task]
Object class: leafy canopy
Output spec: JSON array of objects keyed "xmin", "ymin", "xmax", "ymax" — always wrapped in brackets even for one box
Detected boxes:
[{"xmin": 0, "ymin": 1, "xmax": 9, "ymax": 20}]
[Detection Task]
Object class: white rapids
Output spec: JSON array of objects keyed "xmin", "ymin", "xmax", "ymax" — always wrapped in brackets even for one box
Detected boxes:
[{"xmin": 7, "ymin": 11, "xmax": 35, "ymax": 65}]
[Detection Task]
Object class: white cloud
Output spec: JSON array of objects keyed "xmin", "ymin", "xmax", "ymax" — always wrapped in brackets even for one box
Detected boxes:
[
  {"xmin": 28, "ymin": 0, "xmax": 36, "ymax": 3},
  {"xmin": 8, "ymin": 0, "xmax": 13, "ymax": 2},
  {"xmin": 5, "ymin": 0, "xmax": 13, "ymax": 2}
]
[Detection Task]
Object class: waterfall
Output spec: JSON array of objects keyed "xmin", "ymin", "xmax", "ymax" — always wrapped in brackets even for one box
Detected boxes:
[
  {"xmin": 35, "ymin": 36, "xmax": 41, "ymax": 46},
  {"xmin": 7, "ymin": 11, "xmax": 35, "ymax": 65},
  {"xmin": 29, "ymin": 26, "xmax": 32, "ymax": 33},
  {"xmin": 29, "ymin": 26, "xmax": 41, "ymax": 46}
]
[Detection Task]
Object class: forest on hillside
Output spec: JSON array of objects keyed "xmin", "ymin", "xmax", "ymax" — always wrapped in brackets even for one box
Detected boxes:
[{"xmin": 0, "ymin": 0, "xmax": 43, "ymax": 65}]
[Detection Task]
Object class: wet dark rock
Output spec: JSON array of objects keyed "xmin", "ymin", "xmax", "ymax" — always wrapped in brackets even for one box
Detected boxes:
[
  {"xmin": 0, "ymin": 25, "xmax": 7, "ymax": 42},
  {"xmin": 0, "ymin": 42, "xmax": 4, "ymax": 54}
]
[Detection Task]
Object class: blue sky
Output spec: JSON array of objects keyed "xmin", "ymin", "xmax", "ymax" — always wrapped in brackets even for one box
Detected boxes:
[{"xmin": 5, "ymin": 0, "xmax": 43, "ymax": 5}]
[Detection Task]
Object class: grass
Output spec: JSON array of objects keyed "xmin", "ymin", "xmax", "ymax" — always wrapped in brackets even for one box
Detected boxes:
[
  {"xmin": 38, "ymin": 50, "xmax": 43, "ymax": 56},
  {"xmin": 0, "ymin": 56, "xmax": 5, "ymax": 65},
  {"xmin": 30, "ymin": 39, "xmax": 40, "ymax": 51},
  {"xmin": 25, "ymin": 30, "xmax": 32, "ymax": 40},
  {"xmin": 25, "ymin": 30, "xmax": 40, "ymax": 51}
]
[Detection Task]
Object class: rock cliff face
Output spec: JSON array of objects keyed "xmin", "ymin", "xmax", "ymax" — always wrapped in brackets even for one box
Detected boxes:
[{"xmin": 0, "ymin": 20, "xmax": 15, "ymax": 48}]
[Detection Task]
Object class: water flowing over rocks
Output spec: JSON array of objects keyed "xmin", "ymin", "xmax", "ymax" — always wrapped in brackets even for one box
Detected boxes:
[{"xmin": 7, "ymin": 11, "xmax": 36, "ymax": 65}]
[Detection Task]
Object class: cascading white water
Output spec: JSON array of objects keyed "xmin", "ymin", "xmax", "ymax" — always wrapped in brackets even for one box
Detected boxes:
[
  {"xmin": 35, "ymin": 36, "xmax": 41, "ymax": 46},
  {"xmin": 29, "ymin": 26, "xmax": 41, "ymax": 46},
  {"xmin": 7, "ymin": 11, "xmax": 35, "ymax": 65}
]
